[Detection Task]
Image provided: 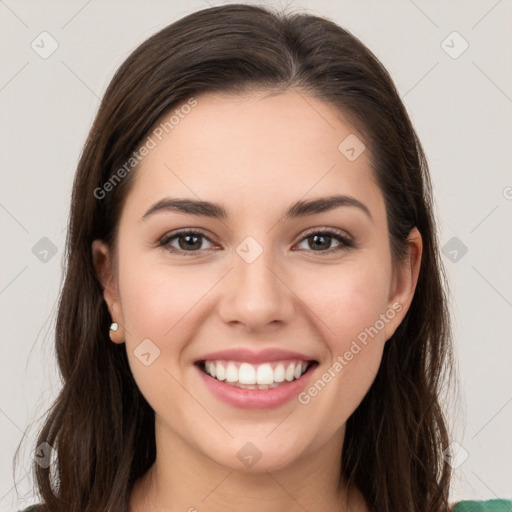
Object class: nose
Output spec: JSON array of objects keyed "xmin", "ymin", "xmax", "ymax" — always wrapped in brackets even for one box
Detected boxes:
[{"xmin": 217, "ymin": 244, "xmax": 295, "ymax": 333}]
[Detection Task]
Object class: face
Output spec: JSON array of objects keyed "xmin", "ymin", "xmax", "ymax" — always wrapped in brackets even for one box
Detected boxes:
[{"xmin": 93, "ymin": 88, "xmax": 421, "ymax": 473}]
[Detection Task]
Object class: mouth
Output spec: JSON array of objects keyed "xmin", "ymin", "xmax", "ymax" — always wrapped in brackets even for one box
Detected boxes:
[
  {"xmin": 192, "ymin": 347, "xmax": 320, "ymax": 409},
  {"xmin": 195, "ymin": 359, "xmax": 318, "ymax": 390}
]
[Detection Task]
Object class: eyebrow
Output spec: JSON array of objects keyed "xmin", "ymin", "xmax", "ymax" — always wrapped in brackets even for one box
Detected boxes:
[{"xmin": 141, "ymin": 194, "xmax": 373, "ymax": 223}]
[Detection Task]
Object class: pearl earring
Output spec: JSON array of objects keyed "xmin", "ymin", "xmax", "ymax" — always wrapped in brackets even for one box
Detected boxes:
[{"xmin": 110, "ymin": 322, "xmax": 119, "ymax": 332}]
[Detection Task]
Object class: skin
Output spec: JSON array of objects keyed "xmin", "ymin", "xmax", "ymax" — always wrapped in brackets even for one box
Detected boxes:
[{"xmin": 92, "ymin": 88, "xmax": 422, "ymax": 512}]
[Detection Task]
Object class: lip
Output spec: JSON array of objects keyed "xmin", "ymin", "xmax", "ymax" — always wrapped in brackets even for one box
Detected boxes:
[
  {"xmin": 195, "ymin": 360, "xmax": 319, "ymax": 410},
  {"xmin": 194, "ymin": 347, "xmax": 316, "ymax": 364}
]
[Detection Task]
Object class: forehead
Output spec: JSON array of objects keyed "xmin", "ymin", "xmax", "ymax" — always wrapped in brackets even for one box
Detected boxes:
[{"xmin": 123, "ymin": 89, "xmax": 384, "ymax": 223}]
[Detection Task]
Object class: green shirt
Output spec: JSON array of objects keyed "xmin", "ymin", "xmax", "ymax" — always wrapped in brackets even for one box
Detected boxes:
[{"xmin": 452, "ymin": 500, "xmax": 512, "ymax": 511}]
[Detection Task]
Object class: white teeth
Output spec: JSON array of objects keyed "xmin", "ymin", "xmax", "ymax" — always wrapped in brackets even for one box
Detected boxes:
[
  {"xmin": 274, "ymin": 363, "xmax": 285, "ymax": 382},
  {"xmin": 256, "ymin": 363, "xmax": 274, "ymax": 384},
  {"xmin": 239, "ymin": 362, "xmax": 256, "ymax": 384},
  {"xmin": 226, "ymin": 362, "xmax": 238, "ymax": 382},
  {"xmin": 285, "ymin": 363, "xmax": 295, "ymax": 382},
  {"xmin": 215, "ymin": 361, "xmax": 226, "ymax": 381},
  {"xmin": 202, "ymin": 359, "xmax": 311, "ymax": 387}
]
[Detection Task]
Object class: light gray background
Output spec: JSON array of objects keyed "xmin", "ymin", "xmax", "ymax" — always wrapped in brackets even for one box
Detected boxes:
[{"xmin": 1, "ymin": 0, "xmax": 511, "ymax": 509}]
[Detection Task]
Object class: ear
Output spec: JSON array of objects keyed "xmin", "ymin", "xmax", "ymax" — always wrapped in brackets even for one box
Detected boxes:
[
  {"xmin": 91, "ymin": 239, "xmax": 125, "ymax": 344},
  {"xmin": 384, "ymin": 227, "xmax": 423, "ymax": 340}
]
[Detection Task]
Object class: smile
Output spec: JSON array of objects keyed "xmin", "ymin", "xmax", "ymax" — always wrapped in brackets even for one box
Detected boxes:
[
  {"xmin": 195, "ymin": 358, "xmax": 319, "ymax": 409},
  {"xmin": 199, "ymin": 359, "xmax": 311, "ymax": 389}
]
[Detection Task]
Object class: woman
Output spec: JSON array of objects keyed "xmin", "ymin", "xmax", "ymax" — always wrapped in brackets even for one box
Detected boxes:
[{"xmin": 14, "ymin": 3, "xmax": 511, "ymax": 512}]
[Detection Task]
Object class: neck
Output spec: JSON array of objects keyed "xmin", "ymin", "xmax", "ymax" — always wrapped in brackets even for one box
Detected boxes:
[{"xmin": 130, "ymin": 419, "xmax": 367, "ymax": 512}]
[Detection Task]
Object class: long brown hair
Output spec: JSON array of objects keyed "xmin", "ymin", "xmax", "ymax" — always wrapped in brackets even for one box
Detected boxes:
[{"xmin": 14, "ymin": 4, "xmax": 455, "ymax": 511}]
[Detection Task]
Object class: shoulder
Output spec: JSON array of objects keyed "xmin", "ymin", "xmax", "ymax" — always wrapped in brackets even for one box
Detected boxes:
[{"xmin": 451, "ymin": 499, "xmax": 512, "ymax": 511}]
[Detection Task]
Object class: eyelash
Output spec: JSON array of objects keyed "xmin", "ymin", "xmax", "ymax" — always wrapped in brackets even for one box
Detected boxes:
[{"xmin": 158, "ymin": 228, "xmax": 355, "ymax": 256}]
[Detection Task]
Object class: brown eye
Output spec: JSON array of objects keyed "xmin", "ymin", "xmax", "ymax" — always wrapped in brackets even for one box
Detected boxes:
[
  {"xmin": 159, "ymin": 230, "xmax": 215, "ymax": 254},
  {"xmin": 295, "ymin": 229, "xmax": 354, "ymax": 253}
]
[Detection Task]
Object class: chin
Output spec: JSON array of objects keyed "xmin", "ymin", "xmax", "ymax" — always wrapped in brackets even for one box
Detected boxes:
[{"xmin": 203, "ymin": 434, "xmax": 309, "ymax": 473}]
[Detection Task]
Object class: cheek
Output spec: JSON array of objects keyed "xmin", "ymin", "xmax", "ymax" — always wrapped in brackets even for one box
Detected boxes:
[
  {"xmin": 291, "ymin": 268, "xmax": 390, "ymax": 435},
  {"xmin": 297, "ymin": 257, "xmax": 391, "ymax": 404},
  {"xmin": 117, "ymin": 260, "xmax": 210, "ymax": 417},
  {"xmin": 117, "ymin": 256, "xmax": 220, "ymax": 398},
  {"xmin": 322, "ymin": 263, "xmax": 392, "ymax": 389},
  {"xmin": 119, "ymin": 253, "xmax": 216, "ymax": 340},
  {"xmin": 298, "ymin": 257, "xmax": 391, "ymax": 347}
]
